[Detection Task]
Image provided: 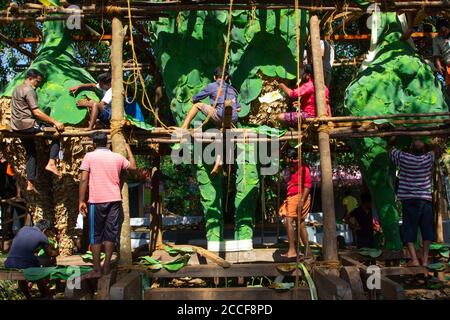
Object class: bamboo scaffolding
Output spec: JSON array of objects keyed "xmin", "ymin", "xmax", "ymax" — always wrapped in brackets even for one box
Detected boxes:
[
  {"xmin": 0, "ymin": 113, "xmax": 449, "ymax": 141},
  {"xmin": 0, "ymin": 0, "xmax": 447, "ymax": 23}
]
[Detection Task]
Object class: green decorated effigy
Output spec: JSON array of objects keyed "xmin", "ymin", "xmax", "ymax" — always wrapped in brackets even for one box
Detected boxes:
[
  {"xmin": 344, "ymin": 12, "xmax": 448, "ymax": 250},
  {"xmin": 149, "ymin": 9, "xmax": 309, "ymax": 250}
]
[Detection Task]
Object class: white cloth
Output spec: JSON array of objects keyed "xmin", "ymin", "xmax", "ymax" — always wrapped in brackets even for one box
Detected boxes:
[
  {"xmin": 433, "ymin": 36, "xmax": 450, "ymax": 65},
  {"xmin": 95, "ymin": 83, "xmax": 113, "ymax": 106}
]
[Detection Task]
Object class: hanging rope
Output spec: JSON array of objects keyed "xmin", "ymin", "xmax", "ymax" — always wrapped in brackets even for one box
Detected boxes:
[{"xmin": 294, "ymin": 0, "xmax": 304, "ymax": 291}]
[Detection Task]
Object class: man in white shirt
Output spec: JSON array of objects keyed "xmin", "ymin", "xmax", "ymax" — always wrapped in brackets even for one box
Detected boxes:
[
  {"xmin": 69, "ymin": 72, "xmax": 112, "ymax": 130},
  {"xmin": 433, "ymin": 19, "xmax": 450, "ymax": 95}
]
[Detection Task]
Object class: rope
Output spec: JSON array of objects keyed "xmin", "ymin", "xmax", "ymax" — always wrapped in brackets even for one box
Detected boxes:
[
  {"xmin": 125, "ymin": 0, "xmax": 169, "ymax": 129},
  {"xmin": 110, "ymin": 119, "xmax": 123, "ymax": 138},
  {"xmin": 105, "ymin": 5, "xmax": 122, "ymax": 16},
  {"xmin": 315, "ymin": 259, "xmax": 341, "ymax": 269},
  {"xmin": 294, "ymin": 0, "xmax": 303, "ymax": 291}
]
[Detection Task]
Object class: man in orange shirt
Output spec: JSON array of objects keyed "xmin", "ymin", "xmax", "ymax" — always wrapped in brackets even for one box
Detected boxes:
[{"xmin": 279, "ymin": 148, "xmax": 312, "ymax": 260}]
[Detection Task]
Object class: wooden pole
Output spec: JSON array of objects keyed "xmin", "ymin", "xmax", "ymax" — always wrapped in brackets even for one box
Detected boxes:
[
  {"xmin": 309, "ymin": 15, "xmax": 338, "ymax": 263},
  {"xmin": 111, "ymin": 16, "xmax": 132, "ymax": 265},
  {"xmin": 149, "ymin": 150, "xmax": 163, "ymax": 253}
]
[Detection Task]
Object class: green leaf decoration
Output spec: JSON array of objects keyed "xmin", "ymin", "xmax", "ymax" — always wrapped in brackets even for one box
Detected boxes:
[
  {"xmin": 237, "ymin": 99, "xmax": 251, "ymax": 118},
  {"xmin": 298, "ymin": 263, "xmax": 318, "ymax": 300},
  {"xmin": 357, "ymin": 248, "xmax": 382, "ymax": 258},
  {"xmin": 187, "ymin": 70, "xmax": 202, "ymax": 88},
  {"xmin": 163, "ymin": 254, "xmax": 191, "ymax": 272},
  {"xmin": 429, "ymin": 243, "xmax": 449, "ymax": 251},
  {"xmin": 164, "ymin": 245, "xmax": 194, "ymax": 255},
  {"xmin": 240, "ymin": 78, "xmax": 263, "ymax": 104},
  {"xmin": 427, "ymin": 262, "xmax": 446, "ymax": 271},
  {"xmin": 81, "ymin": 251, "xmax": 105, "ymax": 262}
]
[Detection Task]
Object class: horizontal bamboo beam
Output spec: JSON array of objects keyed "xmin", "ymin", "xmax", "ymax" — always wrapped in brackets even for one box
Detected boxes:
[
  {"xmin": 0, "ymin": 0, "xmax": 447, "ymax": 23},
  {"xmin": 326, "ymin": 32, "xmax": 439, "ymax": 42},
  {"xmin": 304, "ymin": 112, "xmax": 450, "ymax": 123}
]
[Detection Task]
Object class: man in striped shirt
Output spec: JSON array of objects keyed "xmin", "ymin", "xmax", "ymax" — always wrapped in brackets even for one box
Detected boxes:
[{"xmin": 389, "ymin": 137, "xmax": 435, "ymax": 267}]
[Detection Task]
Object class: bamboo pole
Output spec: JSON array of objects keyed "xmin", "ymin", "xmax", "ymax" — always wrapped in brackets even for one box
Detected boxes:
[
  {"xmin": 310, "ymin": 14, "xmax": 338, "ymax": 264},
  {"xmin": 111, "ymin": 16, "xmax": 132, "ymax": 265},
  {"xmin": 149, "ymin": 151, "xmax": 163, "ymax": 253}
]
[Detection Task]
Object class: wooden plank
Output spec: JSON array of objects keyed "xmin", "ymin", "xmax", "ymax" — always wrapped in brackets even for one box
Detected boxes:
[
  {"xmin": 96, "ymin": 270, "xmax": 117, "ymax": 300},
  {"xmin": 380, "ymin": 266, "xmax": 429, "ymax": 276},
  {"xmin": 142, "ymin": 263, "xmax": 301, "ymax": 278},
  {"xmin": 340, "ymin": 249, "xmax": 406, "ymax": 262},
  {"xmin": 0, "ymin": 271, "xmax": 25, "ymax": 281},
  {"xmin": 341, "ymin": 255, "xmax": 406, "ymax": 300},
  {"xmin": 56, "ymin": 254, "xmax": 118, "ymax": 266},
  {"xmin": 313, "ymin": 267, "xmax": 352, "ymax": 300},
  {"xmin": 173, "ymin": 245, "xmax": 231, "ymax": 268},
  {"xmin": 110, "ymin": 270, "xmax": 142, "ymax": 300},
  {"xmin": 340, "ymin": 266, "xmax": 367, "ymax": 300},
  {"xmin": 144, "ymin": 287, "xmax": 311, "ymax": 300}
]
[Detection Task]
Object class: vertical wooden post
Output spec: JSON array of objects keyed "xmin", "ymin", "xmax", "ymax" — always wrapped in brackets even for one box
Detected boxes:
[
  {"xmin": 309, "ymin": 15, "xmax": 338, "ymax": 262},
  {"xmin": 149, "ymin": 149, "xmax": 163, "ymax": 253},
  {"xmin": 434, "ymin": 164, "xmax": 446, "ymax": 243},
  {"xmin": 111, "ymin": 16, "xmax": 132, "ymax": 265}
]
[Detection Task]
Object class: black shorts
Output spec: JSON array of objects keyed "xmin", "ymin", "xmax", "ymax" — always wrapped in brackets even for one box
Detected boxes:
[
  {"xmin": 89, "ymin": 201, "xmax": 123, "ymax": 245},
  {"xmin": 401, "ymin": 199, "xmax": 435, "ymax": 243}
]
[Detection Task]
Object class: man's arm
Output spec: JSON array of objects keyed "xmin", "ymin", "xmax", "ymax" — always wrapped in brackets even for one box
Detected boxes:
[
  {"xmin": 125, "ymin": 144, "xmax": 137, "ymax": 170},
  {"xmin": 79, "ymin": 170, "xmax": 89, "ymax": 216},
  {"xmin": 44, "ymin": 242, "xmax": 59, "ymax": 257},
  {"xmin": 191, "ymin": 84, "xmax": 212, "ymax": 103},
  {"xmin": 69, "ymin": 83, "xmax": 97, "ymax": 94},
  {"xmin": 76, "ymin": 99, "xmax": 107, "ymax": 110},
  {"xmin": 278, "ymin": 83, "xmax": 292, "ymax": 97},
  {"xmin": 433, "ymin": 38, "xmax": 445, "ymax": 74},
  {"xmin": 434, "ymin": 56, "xmax": 445, "ymax": 74},
  {"xmin": 31, "ymin": 109, "xmax": 64, "ymax": 131},
  {"xmin": 297, "ymin": 187, "xmax": 311, "ymax": 215}
]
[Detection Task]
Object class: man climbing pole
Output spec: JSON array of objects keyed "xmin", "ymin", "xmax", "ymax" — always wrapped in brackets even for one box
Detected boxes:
[
  {"xmin": 10, "ymin": 69, "xmax": 64, "ymax": 193},
  {"xmin": 273, "ymin": 65, "xmax": 331, "ymax": 127},
  {"xmin": 180, "ymin": 67, "xmax": 240, "ymax": 175},
  {"xmin": 78, "ymin": 132, "xmax": 136, "ymax": 278}
]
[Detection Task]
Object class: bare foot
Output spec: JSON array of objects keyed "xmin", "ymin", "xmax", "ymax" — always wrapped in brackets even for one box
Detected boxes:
[
  {"xmin": 406, "ymin": 260, "xmax": 420, "ymax": 267},
  {"xmin": 281, "ymin": 251, "xmax": 301, "ymax": 259},
  {"xmin": 210, "ymin": 163, "xmax": 222, "ymax": 176},
  {"xmin": 26, "ymin": 181, "xmax": 39, "ymax": 194},
  {"xmin": 45, "ymin": 163, "xmax": 61, "ymax": 177}
]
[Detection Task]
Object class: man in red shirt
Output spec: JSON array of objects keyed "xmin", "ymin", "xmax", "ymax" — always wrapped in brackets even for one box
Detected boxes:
[
  {"xmin": 79, "ymin": 132, "xmax": 136, "ymax": 278},
  {"xmin": 279, "ymin": 148, "xmax": 312, "ymax": 260},
  {"xmin": 274, "ymin": 65, "xmax": 331, "ymax": 127}
]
